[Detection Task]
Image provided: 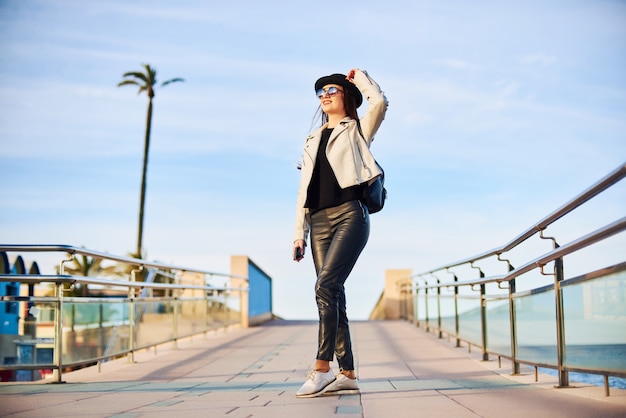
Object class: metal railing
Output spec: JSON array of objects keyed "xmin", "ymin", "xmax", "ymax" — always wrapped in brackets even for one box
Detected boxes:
[
  {"xmin": 400, "ymin": 162, "xmax": 626, "ymax": 396},
  {"xmin": 0, "ymin": 245, "xmax": 248, "ymax": 383}
]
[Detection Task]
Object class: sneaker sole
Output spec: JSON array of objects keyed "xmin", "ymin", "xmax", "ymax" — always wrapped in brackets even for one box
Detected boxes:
[
  {"xmin": 322, "ymin": 388, "xmax": 360, "ymax": 396},
  {"xmin": 295, "ymin": 378, "xmax": 337, "ymax": 398}
]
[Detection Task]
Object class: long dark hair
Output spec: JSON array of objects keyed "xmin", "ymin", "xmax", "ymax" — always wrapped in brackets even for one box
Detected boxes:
[
  {"xmin": 312, "ymin": 88, "xmax": 360, "ymax": 129},
  {"xmin": 300, "ymin": 87, "xmax": 361, "ymax": 170}
]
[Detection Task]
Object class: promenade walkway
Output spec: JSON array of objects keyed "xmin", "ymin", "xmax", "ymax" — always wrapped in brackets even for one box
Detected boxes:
[{"xmin": 1, "ymin": 320, "xmax": 625, "ymax": 418}]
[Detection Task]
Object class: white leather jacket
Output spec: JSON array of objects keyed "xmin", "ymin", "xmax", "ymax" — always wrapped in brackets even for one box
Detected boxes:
[{"xmin": 294, "ymin": 69, "xmax": 389, "ymax": 242}]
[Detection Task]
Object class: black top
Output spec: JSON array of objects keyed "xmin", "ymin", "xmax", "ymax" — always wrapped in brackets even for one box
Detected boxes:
[{"xmin": 305, "ymin": 128, "xmax": 365, "ymax": 212}]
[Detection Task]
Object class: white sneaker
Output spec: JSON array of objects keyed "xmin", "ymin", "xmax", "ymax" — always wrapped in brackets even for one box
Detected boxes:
[
  {"xmin": 295, "ymin": 369, "xmax": 336, "ymax": 398},
  {"xmin": 323, "ymin": 373, "xmax": 360, "ymax": 395}
]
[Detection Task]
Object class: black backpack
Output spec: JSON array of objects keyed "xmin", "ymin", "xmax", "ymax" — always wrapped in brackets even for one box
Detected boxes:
[{"xmin": 365, "ymin": 161, "xmax": 386, "ymax": 214}]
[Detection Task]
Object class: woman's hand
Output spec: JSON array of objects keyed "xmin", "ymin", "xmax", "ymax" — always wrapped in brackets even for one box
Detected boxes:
[
  {"xmin": 293, "ymin": 240, "xmax": 306, "ymax": 262},
  {"xmin": 346, "ymin": 69, "xmax": 358, "ymax": 83}
]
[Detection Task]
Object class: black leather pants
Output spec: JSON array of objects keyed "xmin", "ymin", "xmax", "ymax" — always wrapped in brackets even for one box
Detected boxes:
[{"xmin": 310, "ymin": 200, "xmax": 369, "ymax": 371}]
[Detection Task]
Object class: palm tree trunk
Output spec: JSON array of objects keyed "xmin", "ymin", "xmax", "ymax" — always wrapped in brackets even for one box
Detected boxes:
[{"xmin": 137, "ymin": 98, "xmax": 153, "ymax": 258}]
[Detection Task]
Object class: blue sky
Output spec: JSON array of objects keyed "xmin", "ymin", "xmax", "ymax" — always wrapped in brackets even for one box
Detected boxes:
[{"xmin": 1, "ymin": 0, "xmax": 625, "ymax": 320}]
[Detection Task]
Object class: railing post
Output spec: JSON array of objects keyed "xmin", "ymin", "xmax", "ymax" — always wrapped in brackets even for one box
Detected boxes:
[
  {"xmin": 539, "ymin": 231, "xmax": 569, "ymax": 388},
  {"xmin": 128, "ymin": 298, "xmax": 135, "ymax": 363},
  {"xmin": 472, "ymin": 262, "xmax": 489, "ymax": 361},
  {"xmin": 554, "ymin": 254, "xmax": 569, "ymax": 387},
  {"xmin": 423, "ymin": 280, "xmax": 430, "ymax": 333},
  {"xmin": 397, "ymin": 282, "xmax": 405, "ymax": 320},
  {"xmin": 509, "ymin": 276, "xmax": 521, "ymax": 375},
  {"xmin": 129, "ymin": 268, "xmax": 139, "ymax": 364},
  {"xmin": 403, "ymin": 282, "xmax": 411, "ymax": 321},
  {"xmin": 173, "ymin": 291, "xmax": 179, "ymax": 349},
  {"xmin": 407, "ymin": 282, "xmax": 414, "ymax": 323},
  {"xmin": 52, "ymin": 282, "xmax": 64, "ymax": 383},
  {"xmin": 480, "ymin": 283, "xmax": 489, "ymax": 361},
  {"xmin": 509, "ymin": 272, "xmax": 521, "ymax": 375},
  {"xmin": 204, "ymin": 284, "xmax": 210, "ymax": 336},
  {"xmin": 52, "ymin": 256, "xmax": 75, "ymax": 384},
  {"xmin": 435, "ymin": 278, "xmax": 442, "ymax": 338},
  {"xmin": 498, "ymin": 254, "xmax": 520, "ymax": 375},
  {"xmin": 452, "ymin": 273, "xmax": 461, "ymax": 348},
  {"xmin": 411, "ymin": 282, "xmax": 420, "ymax": 328},
  {"xmin": 224, "ymin": 290, "xmax": 230, "ymax": 327}
]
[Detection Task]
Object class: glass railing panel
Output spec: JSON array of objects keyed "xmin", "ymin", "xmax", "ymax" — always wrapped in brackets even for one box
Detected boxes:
[
  {"xmin": 425, "ymin": 291, "xmax": 438, "ymax": 327},
  {"xmin": 210, "ymin": 298, "xmax": 233, "ymax": 329},
  {"xmin": 177, "ymin": 299, "xmax": 208, "ymax": 339},
  {"xmin": 414, "ymin": 290, "xmax": 427, "ymax": 324},
  {"xmin": 439, "ymin": 294, "xmax": 456, "ymax": 335},
  {"xmin": 562, "ymin": 268, "xmax": 626, "ymax": 373},
  {"xmin": 206, "ymin": 290, "xmax": 239, "ymax": 328},
  {"xmin": 485, "ymin": 297, "xmax": 511, "ymax": 355},
  {"xmin": 61, "ymin": 299, "xmax": 130, "ymax": 365},
  {"xmin": 457, "ymin": 296, "xmax": 482, "ymax": 345},
  {"xmin": 514, "ymin": 290, "xmax": 557, "ymax": 365},
  {"xmin": 135, "ymin": 299, "xmax": 174, "ymax": 349},
  {"xmin": 1, "ymin": 300, "xmax": 57, "ymax": 381},
  {"xmin": 224, "ymin": 292, "xmax": 242, "ymax": 326}
]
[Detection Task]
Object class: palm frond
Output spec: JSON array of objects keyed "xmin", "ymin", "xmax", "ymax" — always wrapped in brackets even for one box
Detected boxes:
[
  {"xmin": 91, "ymin": 257, "xmax": 103, "ymax": 270},
  {"xmin": 121, "ymin": 71, "xmax": 149, "ymax": 83},
  {"xmin": 161, "ymin": 77, "xmax": 185, "ymax": 87},
  {"xmin": 142, "ymin": 64, "xmax": 158, "ymax": 85},
  {"xmin": 142, "ymin": 63, "xmax": 156, "ymax": 76},
  {"xmin": 117, "ymin": 80, "xmax": 140, "ymax": 88}
]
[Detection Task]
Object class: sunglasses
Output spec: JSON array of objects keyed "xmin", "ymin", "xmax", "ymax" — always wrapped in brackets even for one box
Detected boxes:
[{"xmin": 316, "ymin": 86, "xmax": 344, "ymax": 99}]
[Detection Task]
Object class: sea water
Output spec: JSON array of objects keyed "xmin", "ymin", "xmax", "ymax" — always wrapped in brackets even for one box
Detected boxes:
[{"xmin": 539, "ymin": 368, "xmax": 626, "ymax": 390}]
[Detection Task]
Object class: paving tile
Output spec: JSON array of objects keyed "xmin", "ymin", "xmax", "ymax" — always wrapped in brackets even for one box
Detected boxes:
[{"xmin": 1, "ymin": 320, "xmax": 625, "ymax": 418}]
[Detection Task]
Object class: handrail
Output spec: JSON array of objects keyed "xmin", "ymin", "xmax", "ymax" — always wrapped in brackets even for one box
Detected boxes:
[
  {"xmin": 417, "ymin": 217, "xmax": 626, "ymax": 289},
  {"xmin": 0, "ymin": 244, "xmax": 247, "ymax": 280},
  {"xmin": 0, "ymin": 274, "xmax": 245, "ymax": 292},
  {"xmin": 403, "ymin": 163, "xmax": 625, "ymax": 396},
  {"xmin": 0, "ymin": 245, "xmax": 254, "ymax": 384},
  {"xmin": 0, "ymin": 273, "xmax": 247, "ymax": 383},
  {"xmin": 413, "ymin": 162, "xmax": 626, "ymax": 277}
]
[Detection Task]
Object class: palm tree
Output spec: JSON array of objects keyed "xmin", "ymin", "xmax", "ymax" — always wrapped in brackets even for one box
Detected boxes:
[
  {"xmin": 118, "ymin": 64, "xmax": 184, "ymax": 258},
  {"xmin": 55, "ymin": 252, "xmax": 124, "ymax": 297}
]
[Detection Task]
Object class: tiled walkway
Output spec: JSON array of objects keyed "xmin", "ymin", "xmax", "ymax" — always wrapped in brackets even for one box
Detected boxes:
[{"xmin": 1, "ymin": 320, "xmax": 625, "ymax": 417}]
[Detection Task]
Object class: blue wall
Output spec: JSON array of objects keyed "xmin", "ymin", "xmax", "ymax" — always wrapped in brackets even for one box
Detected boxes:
[
  {"xmin": 0, "ymin": 252, "xmax": 20, "ymax": 335},
  {"xmin": 247, "ymin": 260, "xmax": 272, "ymax": 318}
]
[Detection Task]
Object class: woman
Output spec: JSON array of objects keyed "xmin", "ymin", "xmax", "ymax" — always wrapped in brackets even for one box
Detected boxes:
[{"xmin": 293, "ymin": 68, "xmax": 388, "ymax": 397}]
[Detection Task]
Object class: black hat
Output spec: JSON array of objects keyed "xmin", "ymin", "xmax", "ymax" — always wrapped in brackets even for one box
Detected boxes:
[{"xmin": 314, "ymin": 73, "xmax": 363, "ymax": 108}]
